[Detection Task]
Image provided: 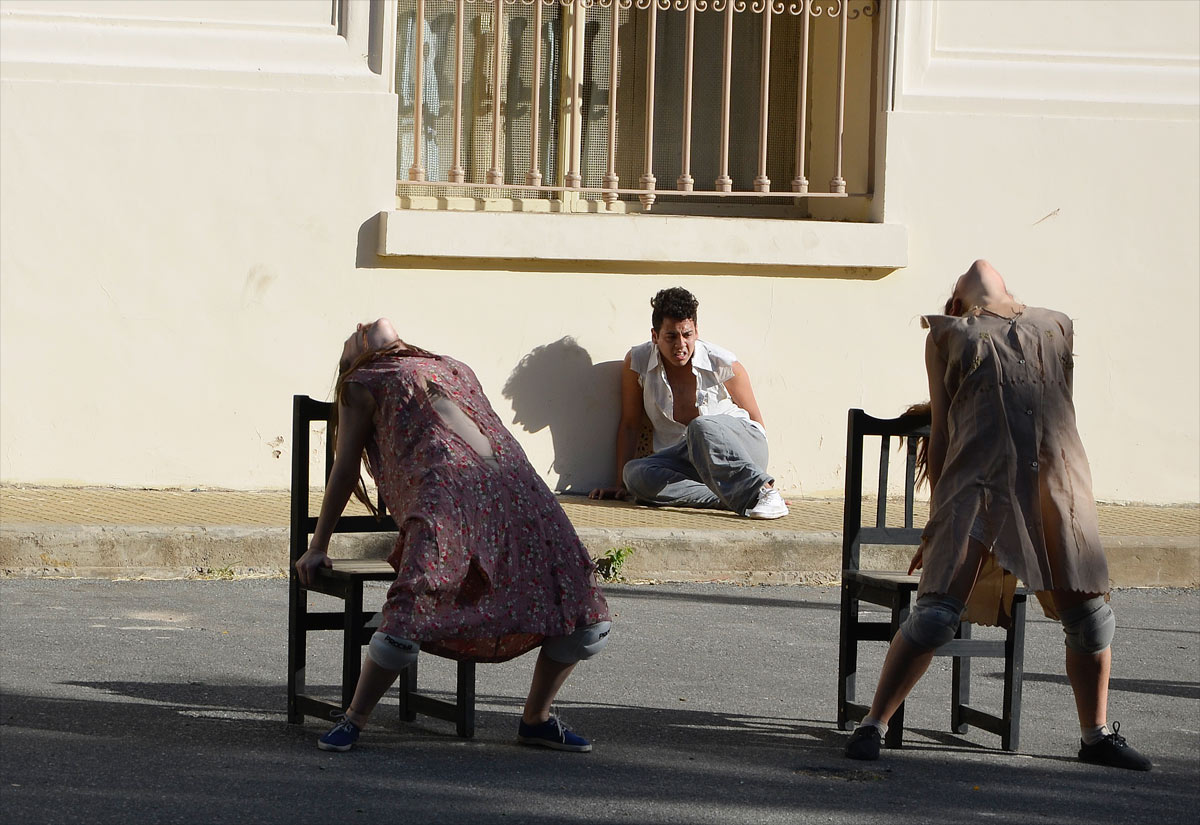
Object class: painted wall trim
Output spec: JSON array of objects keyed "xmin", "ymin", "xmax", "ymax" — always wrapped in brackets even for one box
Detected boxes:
[
  {"xmin": 0, "ymin": 8, "xmax": 383, "ymax": 91},
  {"xmin": 377, "ymin": 211, "xmax": 908, "ymax": 273},
  {"xmin": 896, "ymin": 0, "xmax": 1200, "ymax": 118}
]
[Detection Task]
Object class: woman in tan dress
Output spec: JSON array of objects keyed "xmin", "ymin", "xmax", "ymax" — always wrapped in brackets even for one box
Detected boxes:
[{"xmin": 843, "ymin": 261, "xmax": 1151, "ymax": 771}]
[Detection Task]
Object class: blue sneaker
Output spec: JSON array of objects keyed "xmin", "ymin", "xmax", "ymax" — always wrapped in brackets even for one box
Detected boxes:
[
  {"xmin": 517, "ymin": 715, "xmax": 592, "ymax": 752},
  {"xmin": 318, "ymin": 715, "xmax": 361, "ymax": 752}
]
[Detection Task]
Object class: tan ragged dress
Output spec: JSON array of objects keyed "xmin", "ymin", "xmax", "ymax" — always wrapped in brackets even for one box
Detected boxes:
[{"xmin": 918, "ymin": 307, "xmax": 1109, "ymax": 626}]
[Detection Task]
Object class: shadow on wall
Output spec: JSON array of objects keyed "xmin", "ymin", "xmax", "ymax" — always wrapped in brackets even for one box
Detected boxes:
[{"xmin": 502, "ymin": 337, "xmax": 623, "ymax": 493}]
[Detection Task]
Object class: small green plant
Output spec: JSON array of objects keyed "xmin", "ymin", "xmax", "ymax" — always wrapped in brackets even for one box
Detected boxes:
[
  {"xmin": 195, "ymin": 565, "xmax": 236, "ymax": 580},
  {"xmin": 593, "ymin": 545, "xmax": 635, "ymax": 583}
]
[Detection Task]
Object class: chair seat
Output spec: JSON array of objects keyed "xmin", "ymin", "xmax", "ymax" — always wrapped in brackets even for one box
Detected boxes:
[
  {"xmin": 288, "ymin": 394, "xmax": 477, "ymax": 739},
  {"xmin": 321, "ymin": 559, "xmax": 396, "ymax": 581},
  {"xmin": 837, "ymin": 407, "xmax": 1025, "ymax": 752},
  {"xmin": 843, "ymin": 570, "xmax": 920, "ymax": 590}
]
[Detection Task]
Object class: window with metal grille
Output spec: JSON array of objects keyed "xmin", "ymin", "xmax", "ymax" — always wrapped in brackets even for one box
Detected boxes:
[{"xmin": 394, "ymin": 0, "xmax": 882, "ymax": 218}]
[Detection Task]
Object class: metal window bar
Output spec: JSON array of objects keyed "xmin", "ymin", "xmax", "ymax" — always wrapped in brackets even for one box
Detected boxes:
[
  {"xmin": 790, "ymin": 0, "xmax": 810, "ymax": 193},
  {"xmin": 829, "ymin": 0, "xmax": 847, "ymax": 194},
  {"xmin": 409, "ymin": 0, "xmax": 427, "ymax": 180},
  {"xmin": 639, "ymin": 1, "xmax": 658, "ymax": 207},
  {"xmin": 450, "ymin": 0, "xmax": 466, "ymax": 181},
  {"xmin": 677, "ymin": 0, "xmax": 695, "ymax": 191},
  {"xmin": 753, "ymin": 0, "xmax": 771, "ymax": 192},
  {"xmin": 395, "ymin": 0, "xmax": 879, "ymax": 209},
  {"xmin": 526, "ymin": 0, "xmax": 544, "ymax": 185},
  {"xmin": 487, "ymin": 0, "xmax": 505, "ymax": 183}
]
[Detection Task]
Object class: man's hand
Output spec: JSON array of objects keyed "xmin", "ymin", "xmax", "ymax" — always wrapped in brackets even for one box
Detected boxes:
[
  {"xmin": 589, "ymin": 487, "xmax": 629, "ymax": 501},
  {"xmin": 295, "ymin": 545, "xmax": 332, "ymax": 587}
]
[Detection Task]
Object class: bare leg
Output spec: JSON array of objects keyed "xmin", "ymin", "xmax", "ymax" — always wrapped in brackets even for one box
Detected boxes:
[
  {"xmin": 1052, "ymin": 589, "xmax": 1110, "ymax": 729},
  {"xmin": 344, "ymin": 658, "xmax": 402, "ymax": 728},
  {"xmin": 865, "ymin": 633, "xmax": 938, "ymax": 725},
  {"xmin": 522, "ymin": 649, "xmax": 577, "ymax": 724},
  {"xmin": 864, "ymin": 538, "xmax": 989, "ymax": 726}
]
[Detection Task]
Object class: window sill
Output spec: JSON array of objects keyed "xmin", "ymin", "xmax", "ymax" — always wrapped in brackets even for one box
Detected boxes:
[{"xmin": 376, "ymin": 207, "xmax": 907, "ymax": 277}]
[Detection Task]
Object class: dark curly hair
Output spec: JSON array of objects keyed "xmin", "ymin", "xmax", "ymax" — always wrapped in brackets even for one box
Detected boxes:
[{"xmin": 650, "ymin": 287, "xmax": 699, "ymax": 331}]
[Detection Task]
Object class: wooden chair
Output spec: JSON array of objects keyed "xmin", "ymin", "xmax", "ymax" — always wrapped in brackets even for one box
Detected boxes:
[
  {"xmin": 837, "ymin": 408, "xmax": 1027, "ymax": 751},
  {"xmin": 286, "ymin": 394, "xmax": 477, "ymax": 738}
]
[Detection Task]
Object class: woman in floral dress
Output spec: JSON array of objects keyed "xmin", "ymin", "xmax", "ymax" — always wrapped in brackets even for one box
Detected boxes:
[{"xmin": 296, "ymin": 318, "xmax": 611, "ymax": 753}]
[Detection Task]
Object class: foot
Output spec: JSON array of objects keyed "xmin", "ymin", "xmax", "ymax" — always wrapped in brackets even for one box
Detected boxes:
[
  {"xmin": 844, "ymin": 724, "xmax": 882, "ymax": 760},
  {"xmin": 746, "ymin": 486, "xmax": 788, "ymax": 520},
  {"xmin": 517, "ymin": 715, "xmax": 592, "ymax": 753},
  {"xmin": 318, "ymin": 715, "xmax": 362, "ymax": 752},
  {"xmin": 1078, "ymin": 722, "xmax": 1152, "ymax": 771}
]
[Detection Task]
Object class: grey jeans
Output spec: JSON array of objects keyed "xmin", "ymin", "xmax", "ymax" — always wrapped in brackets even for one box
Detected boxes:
[{"xmin": 622, "ymin": 415, "xmax": 771, "ymax": 515}]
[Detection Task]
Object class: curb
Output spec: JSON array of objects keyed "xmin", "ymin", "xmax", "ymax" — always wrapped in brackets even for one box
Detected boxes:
[{"xmin": 2, "ymin": 524, "xmax": 1196, "ymax": 587}]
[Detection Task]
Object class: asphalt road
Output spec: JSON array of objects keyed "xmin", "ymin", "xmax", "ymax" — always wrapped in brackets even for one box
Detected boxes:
[{"xmin": 1, "ymin": 580, "xmax": 1197, "ymax": 824}]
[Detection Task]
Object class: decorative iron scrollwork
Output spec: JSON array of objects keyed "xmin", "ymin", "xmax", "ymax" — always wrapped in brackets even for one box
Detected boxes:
[{"xmin": 450, "ymin": 0, "xmax": 878, "ymax": 18}]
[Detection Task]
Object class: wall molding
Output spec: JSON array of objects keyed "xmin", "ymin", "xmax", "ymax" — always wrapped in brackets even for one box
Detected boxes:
[
  {"xmin": 377, "ymin": 209, "xmax": 908, "ymax": 276},
  {"xmin": 895, "ymin": 0, "xmax": 1200, "ymax": 118},
  {"xmin": 0, "ymin": 8, "xmax": 385, "ymax": 91}
]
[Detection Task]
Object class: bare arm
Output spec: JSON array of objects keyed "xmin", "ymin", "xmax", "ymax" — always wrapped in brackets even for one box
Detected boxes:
[
  {"xmin": 725, "ymin": 361, "xmax": 765, "ymax": 427},
  {"xmin": 295, "ymin": 382, "xmax": 376, "ymax": 586},
  {"xmin": 924, "ymin": 334, "xmax": 951, "ymax": 492},
  {"xmin": 589, "ymin": 351, "xmax": 643, "ymax": 500}
]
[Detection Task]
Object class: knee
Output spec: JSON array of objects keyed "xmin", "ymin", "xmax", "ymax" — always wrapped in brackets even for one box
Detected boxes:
[
  {"xmin": 685, "ymin": 417, "xmax": 728, "ymax": 463},
  {"xmin": 367, "ymin": 631, "xmax": 420, "ymax": 671},
  {"xmin": 541, "ymin": 621, "xmax": 612, "ymax": 664},
  {"xmin": 1060, "ymin": 596, "xmax": 1115, "ymax": 654},
  {"xmin": 685, "ymin": 417, "xmax": 719, "ymax": 444},
  {"xmin": 900, "ymin": 594, "xmax": 965, "ymax": 651},
  {"xmin": 624, "ymin": 460, "xmax": 652, "ymax": 494},
  {"xmin": 622, "ymin": 458, "xmax": 649, "ymax": 489}
]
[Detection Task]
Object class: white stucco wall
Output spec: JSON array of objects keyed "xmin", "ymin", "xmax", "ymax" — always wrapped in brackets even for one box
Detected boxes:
[{"xmin": 1, "ymin": 0, "xmax": 1197, "ymax": 503}]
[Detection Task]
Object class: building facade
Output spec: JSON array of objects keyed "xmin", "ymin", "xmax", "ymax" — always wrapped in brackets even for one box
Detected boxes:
[{"xmin": 1, "ymin": 0, "xmax": 1197, "ymax": 502}]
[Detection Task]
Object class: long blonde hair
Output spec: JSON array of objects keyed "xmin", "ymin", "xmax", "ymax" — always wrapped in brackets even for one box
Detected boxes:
[
  {"xmin": 329, "ymin": 339, "xmax": 439, "ymax": 517},
  {"xmin": 902, "ymin": 282, "xmax": 993, "ymax": 487},
  {"xmin": 902, "ymin": 401, "xmax": 932, "ymax": 489}
]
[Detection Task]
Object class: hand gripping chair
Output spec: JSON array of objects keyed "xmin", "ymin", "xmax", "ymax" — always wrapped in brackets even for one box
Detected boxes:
[
  {"xmin": 287, "ymin": 395, "xmax": 476, "ymax": 738},
  {"xmin": 837, "ymin": 408, "xmax": 1027, "ymax": 751}
]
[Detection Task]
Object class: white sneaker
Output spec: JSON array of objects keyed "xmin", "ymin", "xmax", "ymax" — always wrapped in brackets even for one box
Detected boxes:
[{"xmin": 746, "ymin": 486, "xmax": 788, "ymax": 519}]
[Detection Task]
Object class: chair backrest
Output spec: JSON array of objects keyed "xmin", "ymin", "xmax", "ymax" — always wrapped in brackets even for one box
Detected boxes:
[
  {"xmin": 633, "ymin": 412, "xmax": 654, "ymax": 459},
  {"xmin": 289, "ymin": 395, "xmax": 398, "ymax": 566},
  {"xmin": 841, "ymin": 408, "xmax": 932, "ymax": 572}
]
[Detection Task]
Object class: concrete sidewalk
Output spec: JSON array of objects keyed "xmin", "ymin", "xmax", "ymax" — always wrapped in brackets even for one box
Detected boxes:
[
  {"xmin": 2, "ymin": 485, "xmax": 1197, "ymax": 585},
  {"xmin": 1, "ymin": 579, "xmax": 1197, "ymax": 824}
]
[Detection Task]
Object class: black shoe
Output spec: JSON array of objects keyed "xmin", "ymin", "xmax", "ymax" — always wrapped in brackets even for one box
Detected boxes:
[
  {"xmin": 1078, "ymin": 722, "xmax": 1152, "ymax": 771},
  {"xmin": 844, "ymin": 725, "xmax": 882, "ymax": 761}
]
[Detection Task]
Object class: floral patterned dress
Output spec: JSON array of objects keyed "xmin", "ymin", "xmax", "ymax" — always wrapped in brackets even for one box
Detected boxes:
[
  {"xmin": 919, "ymin": 307, "xmax": 1109, "ymax": 626},
  {"xmin": 347, "ymin": 352, "xmax": 610, "ymax": 662}
]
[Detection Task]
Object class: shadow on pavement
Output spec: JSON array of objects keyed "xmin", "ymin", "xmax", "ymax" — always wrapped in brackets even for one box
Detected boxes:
[
  {"xmin": 4, "ymin": 684, "xmax": 1195, "ymax": 825},
  {"xmin": 1019, "ymin": 671, "xmax": 1200, "ymax": 700},
  {"xmin": 603, "ymin": 583, "xmax": 840, "ymax": 612}
]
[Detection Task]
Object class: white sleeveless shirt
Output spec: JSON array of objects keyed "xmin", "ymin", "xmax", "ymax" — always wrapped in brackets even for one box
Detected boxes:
[{"xmin": 629, "ymin": 339, "xmax": 764, "ymax": 453}]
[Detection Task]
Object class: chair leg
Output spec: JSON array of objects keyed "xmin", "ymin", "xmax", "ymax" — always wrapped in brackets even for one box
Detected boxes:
[
  {"xmin": 884, "ymin": 590, "xmax": 913, "ymax": 749},
  {"xmin": 287, "ymin": 578, "xmax": 306, "ymax": 724},
  {"xmin": 456, "ymin": 662, "xmax": 476, "ymax": 739},
  {"xmin": 837, "ymin": 582, "xmax": 859, "ymax": 731},
  {"xmin": 398, "ymin": 661, "xmax": 418, "ymax": 723},
  {"xmin": 341, "ymin": 581, "xmax": 365, "ymax": 712},
  {"xmin": 951, "ymin": 621, "xmax": 972, "ymax": 734},
  {"xmin": 1001, "ymin": 594, "xmax": 1028, "ymax": 751}
]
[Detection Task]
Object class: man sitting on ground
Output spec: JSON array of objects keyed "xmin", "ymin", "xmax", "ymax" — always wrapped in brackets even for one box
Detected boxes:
[{"xmin": 588, "ymin": 287, "xmax": 788, "ymax": 519}]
